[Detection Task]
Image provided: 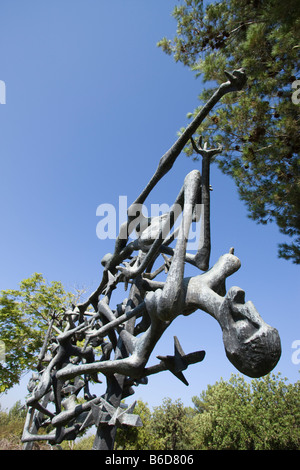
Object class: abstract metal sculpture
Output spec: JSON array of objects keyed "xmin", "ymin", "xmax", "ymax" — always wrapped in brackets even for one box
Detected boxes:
[{"xmin": 22, "ymin": 69, "xmax": 281, "ymax": 450}]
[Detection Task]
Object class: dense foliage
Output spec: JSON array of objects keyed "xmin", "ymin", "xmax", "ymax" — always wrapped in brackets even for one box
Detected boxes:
[
  {"xmin": 115, "ymin": 398, "xmax": 194, "ymax": 450},
  {"xmin": 158, "ymin": 0, "xmax": 300, "ymax": 263}
]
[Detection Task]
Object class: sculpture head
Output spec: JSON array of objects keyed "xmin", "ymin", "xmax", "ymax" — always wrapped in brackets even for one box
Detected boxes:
[{"xmin": 219, "ymin": 286, "xmax": 281, "ymax": 378}]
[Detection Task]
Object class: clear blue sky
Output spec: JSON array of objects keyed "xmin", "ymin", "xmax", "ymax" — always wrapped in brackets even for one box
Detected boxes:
[{"xmin": 0, "ymin": 1, "xmax": 299, "ymax": 412}]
